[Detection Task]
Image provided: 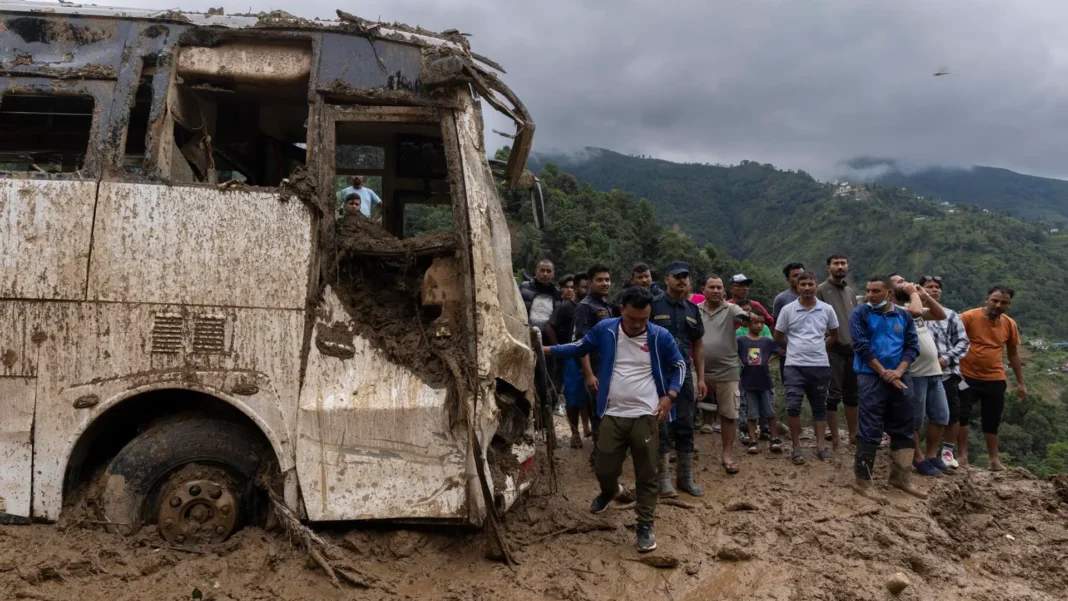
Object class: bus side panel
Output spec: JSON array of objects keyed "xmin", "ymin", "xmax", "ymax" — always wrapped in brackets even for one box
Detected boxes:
[
  {"xmin": 0, "ymin": 377, "xmax": 35, "ymax": 519},
  {"xmin": 0, "ymin": 179, "xmax": 97, "ymax": 300},
  {"xmin": 30, "ymin": 301, "xmax": 304, "ymax": 520},
  {"xmin": 296, "ymin": 286, "xmax": 468, "ymax": 522},
  {"xmin": 86, "ymin": 182, "xmax": 312, "ymax": 309}
]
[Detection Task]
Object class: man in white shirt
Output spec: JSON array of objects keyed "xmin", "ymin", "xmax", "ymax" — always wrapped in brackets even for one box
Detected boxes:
[
  {"xmin": 339, "ymin": 175, "xmax": 382, "ymax": 217},
  {"xmin": 774, "ymin": 272, "xmax": 839, "ymax": 465},
  {"xmin": 544, "ymin": 286, "xmax": 684, "ymax": 553}
]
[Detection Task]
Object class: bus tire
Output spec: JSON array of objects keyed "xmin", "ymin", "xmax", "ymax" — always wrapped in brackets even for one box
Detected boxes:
[{"xmin": 99, "ymin": 415, "xmax": 269, "ymax": 543}]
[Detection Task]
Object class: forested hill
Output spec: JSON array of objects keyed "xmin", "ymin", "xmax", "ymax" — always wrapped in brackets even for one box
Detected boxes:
[
  {"xmin": 864, "ymin": 163, "xmax": 1068, "ymax": 224},
  {"xmin": 520, "ymin": 148, "xmax": 1068, "ymax": 340}
]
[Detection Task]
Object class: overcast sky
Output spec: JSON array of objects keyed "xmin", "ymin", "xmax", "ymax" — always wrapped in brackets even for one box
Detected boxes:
[{"xmin": 101, "ymin": 0, "xmax": 1068, "ymax": 180}]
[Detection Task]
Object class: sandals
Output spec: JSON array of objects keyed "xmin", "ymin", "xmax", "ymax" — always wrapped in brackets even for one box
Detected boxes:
[
  {"xmin": 723, "ymin": 460, "xmax": 739, "ymax": 475},
  {"xmin": 746, "ymin": 441, "xmax": 759, "ymax": 455},
  {"xmin": 769, "ymin": 438, "xmax": 784, "ymax": 453},
  {"xmin": 817, "ymin": 449, "xmax": 833, "ymax": 461},
  {"xmin": 791, "ymin": 450, "xmax": 805, "ymax": 465}
]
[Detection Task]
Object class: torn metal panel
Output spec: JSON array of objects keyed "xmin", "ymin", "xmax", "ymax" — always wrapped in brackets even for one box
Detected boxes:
[
  {"xmin": 296, "ymin": 286, "xmax": 468, "ymax": 522},
  {"xmin": 26, "ymin": 299, "xmax": 303, "ymax": 520},
  {"xmin": 0, "ymin": 377, "xmax": 34, "ymax": 519},
  {"xmin": 86, "ymin": 182, "xmax": 314, "ymax": 309},
  {"xmin": 0, "ymin": 178, "xmax": 96, "ymax": 300},
  {"xmin": 0, "ymin": 14, "xmax": 126, "ymax": 78},
  {"xmin": 452, "ymin": 90, "xmax": 535, "ymax": 393}
]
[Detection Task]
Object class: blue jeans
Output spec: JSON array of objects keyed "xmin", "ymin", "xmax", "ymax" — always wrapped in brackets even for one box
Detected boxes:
[
  {"xmin": 910, "ymin": 375, "xmax": 949, "ymax": 430},
  {"xmin": 743, "ymin": 389, "xmax": 775, "ymax": 421},
  {"xmin": 857, "ymin": 373, "xmax": 914, "ymax": 450}
]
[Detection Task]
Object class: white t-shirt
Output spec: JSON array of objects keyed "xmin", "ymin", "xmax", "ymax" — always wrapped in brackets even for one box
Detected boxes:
[
  {"xmin": 911, "ymin": 308, "xmax": 943, "ymax": 377},
  {"xmin": 776, "ymin": 299, "xmax": 839, "ymax": 367},
  {"xmin": 605, "ymin": 326, "xmax": 659, "ymax": 418}
]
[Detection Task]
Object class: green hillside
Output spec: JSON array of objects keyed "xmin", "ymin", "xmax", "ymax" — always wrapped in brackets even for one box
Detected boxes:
[
  {"xmin": 856, "ymin": 161, "xmax": 1068, "ymax": 224},
  {"xmin": 526, "ymin": 148, "xmax": 1068, "ymax": 339}
]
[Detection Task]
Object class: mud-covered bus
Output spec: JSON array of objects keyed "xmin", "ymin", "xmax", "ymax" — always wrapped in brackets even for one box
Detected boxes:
[{"xmin": 0, "ymin": 1, "xmax": 544, "ymax": 547}]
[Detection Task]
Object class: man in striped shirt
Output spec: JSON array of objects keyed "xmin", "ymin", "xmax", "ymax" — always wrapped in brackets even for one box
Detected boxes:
[{"xmin": 920, "ymin": 276, "xmax": 971, "ymax": 469}]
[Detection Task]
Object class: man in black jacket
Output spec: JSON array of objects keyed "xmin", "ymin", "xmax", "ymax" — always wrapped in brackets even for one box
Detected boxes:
[{"xmin": 520, "ymin": 259, "xmax": 561, "ymax": 330}]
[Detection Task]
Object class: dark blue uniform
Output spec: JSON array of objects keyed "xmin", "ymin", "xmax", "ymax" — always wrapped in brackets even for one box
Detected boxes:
[
  {"xmin": 572, "ymin": 292, "xmax": 617, "ymax": 444},
  {"xmin": 651, "ymin": 292, "xmax": 705, "ymax": 454}
]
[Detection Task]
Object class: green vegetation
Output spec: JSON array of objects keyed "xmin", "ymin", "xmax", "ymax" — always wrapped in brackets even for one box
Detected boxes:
[
  {"xmin": 867, "ymin": 162, "xmax": 1068, "ymax": 224},
  {"xmin": 528, "ymin": 148, "xmax": 1068, "ymax": 340},
  {"xmin": 506, "ymin": 146, "xmax": 1068, "ymax": 475}
]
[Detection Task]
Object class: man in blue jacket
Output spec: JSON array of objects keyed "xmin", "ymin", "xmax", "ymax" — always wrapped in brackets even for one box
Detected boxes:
[
  {"xmin": 850, "ymin": 275, "xmax": 925, "ymax": 500},
  {"xmin": 545, "ymin": 286, "xmax": 685, "ymax": 553}
]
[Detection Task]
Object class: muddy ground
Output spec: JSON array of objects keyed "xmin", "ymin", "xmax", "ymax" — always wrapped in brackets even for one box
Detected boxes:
[{"xmin": 3, "ymin": 417, "xmax": 1068, "ymax": 601}]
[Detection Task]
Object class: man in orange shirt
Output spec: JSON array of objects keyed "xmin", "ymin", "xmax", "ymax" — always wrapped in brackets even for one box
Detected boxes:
[{"xmin": 957, "ymin": 285, "xmax": 1028, "ymax": 471}]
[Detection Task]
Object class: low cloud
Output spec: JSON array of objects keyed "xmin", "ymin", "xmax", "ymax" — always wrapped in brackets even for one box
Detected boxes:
[{"xmin": 105, "ymin": 0, "xmax": 1068, "ymax": 179}]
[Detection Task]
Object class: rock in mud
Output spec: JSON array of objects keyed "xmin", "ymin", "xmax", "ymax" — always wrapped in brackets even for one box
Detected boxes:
[
  {"xmin": 886, "ymin": 572, "xmax": 910, "ymax": 595},
  {"xmin": 716, "ymin": 546, "xmax": 753, "ymax": 561}
]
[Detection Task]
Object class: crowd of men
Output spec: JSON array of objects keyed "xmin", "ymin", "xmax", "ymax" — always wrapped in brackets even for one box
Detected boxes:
[{"xmin": 524, "ymin": 256, "xmax": 1026, "ymax": 552}]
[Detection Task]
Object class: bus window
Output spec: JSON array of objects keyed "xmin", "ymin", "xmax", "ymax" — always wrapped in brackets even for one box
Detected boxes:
[
  {"xmin": 165, "ymin": 40, "xmax": 311, "ymax": 186},
  {"xmin": 0, "ymin": 94, "xmax": 93, "ymax": 173}
]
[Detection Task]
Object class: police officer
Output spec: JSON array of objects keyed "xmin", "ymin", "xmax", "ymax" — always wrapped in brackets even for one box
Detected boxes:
[{"xmin": 650, "ymin": 261, "xmax": 706, "ymax": 497}]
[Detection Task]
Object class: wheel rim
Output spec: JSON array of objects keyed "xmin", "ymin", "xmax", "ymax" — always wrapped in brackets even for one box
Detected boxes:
[{"xmin": 157, "ymin": 467, "xmax": 239, "ymax": 546}]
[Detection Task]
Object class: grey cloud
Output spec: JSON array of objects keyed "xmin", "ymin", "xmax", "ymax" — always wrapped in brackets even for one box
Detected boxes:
[{"xmin": 106, "ymin": 0, "xmax": 1068, "ymax": 179}]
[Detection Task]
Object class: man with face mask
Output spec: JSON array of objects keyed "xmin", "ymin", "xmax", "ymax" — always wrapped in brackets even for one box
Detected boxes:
[
  {"xmin": 545, "ymin": 286, "xmax": 685, "ymax": 553},
  {"xmin": 849, "ymin": 276, "xmax": 923, "ymax": 500}
]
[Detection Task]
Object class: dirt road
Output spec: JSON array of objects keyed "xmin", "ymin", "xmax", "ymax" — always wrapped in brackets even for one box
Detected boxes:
[{"xmin": 3, "ymin": 418, "xmax": 1067, "ymax": 601}]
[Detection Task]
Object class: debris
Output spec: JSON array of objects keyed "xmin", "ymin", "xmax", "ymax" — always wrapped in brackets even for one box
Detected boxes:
[
  {"xmin": 716, "ymin": 546, "xmax": 753, "ymax": 562},
  {"xmin": 626, "ymin": 555, "xmax": 679, "ymax": 569},
  {"xmin": 525, "ymin": 522, "xmax": 615, "ymax": 545},
  {"xmin": 886, "ymin": 572, "xmax": 910, "ymax": 595},
  {"xmin": 660, "ymin": 499, "xmax": 698, "ymax": 510},
  {"xmin": 725, "ymin": 501, "xmax": 759, "ymax": 512}
]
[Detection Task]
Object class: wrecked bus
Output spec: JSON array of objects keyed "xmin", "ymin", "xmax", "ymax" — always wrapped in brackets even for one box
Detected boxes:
[{"xmin": 0, "ymin": 1, "xmax": 544, "ymax": 546}]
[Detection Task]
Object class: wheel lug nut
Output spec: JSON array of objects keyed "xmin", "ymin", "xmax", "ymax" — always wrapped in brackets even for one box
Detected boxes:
[
  {"xmin": 169, "ymin": 496, "xmax": 182, "ymax": 507},
  {"xmin": 209, "ymin": 488, "xmax": 222, "ymax": 499},
  {"xmin": 164, "ymin": 518, "xmax": 174, "ymax": 528},
  {"xmin": 215, "ymin": 525, "xmax": 226, "ymax": 535},
  {"xmin": 219, "ymin": 504, "xmax": 231, "ymax": 516},
  {"xmin": 189, "ymin": 485, "xmax": 201, "ymax": 496},
  {"xmin": 175, "ymin": 534, "xmax": 186, "ymax": 543}
]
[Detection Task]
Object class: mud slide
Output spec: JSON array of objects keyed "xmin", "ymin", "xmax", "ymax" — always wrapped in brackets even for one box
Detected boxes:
[{"xmin": 3, "ymin": 418, "xmax": 1067, "ymax": 601}]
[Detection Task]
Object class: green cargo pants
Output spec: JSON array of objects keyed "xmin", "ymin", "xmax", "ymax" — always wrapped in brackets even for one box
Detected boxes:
[{"xmin": 596, "ymin": 414, "xmax": 659, "ymax": 524}]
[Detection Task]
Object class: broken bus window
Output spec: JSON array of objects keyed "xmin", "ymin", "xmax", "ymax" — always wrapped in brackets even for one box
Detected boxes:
[{"xmin": 0, "ymin": 93, "xmax": 93, "ymax": 173}]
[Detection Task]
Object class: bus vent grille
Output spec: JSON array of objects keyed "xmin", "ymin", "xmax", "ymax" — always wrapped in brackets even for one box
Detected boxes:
[
  {"xmin": 151, "ymin": 313, "xmax": 183, "ymax": 354},
  {"xmin": 193, "ymin": 315, "xmax": 226, "ymax": 354}
]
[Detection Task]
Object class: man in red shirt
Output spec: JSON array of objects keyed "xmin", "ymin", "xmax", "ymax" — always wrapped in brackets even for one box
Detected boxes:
[
  {"xmin": 727, "ymin": 274, "xmax": 774, "ymax": 327},
  {"xmin": 957, "ymin": 285, "xmax": 1027, "ymax": 471}
]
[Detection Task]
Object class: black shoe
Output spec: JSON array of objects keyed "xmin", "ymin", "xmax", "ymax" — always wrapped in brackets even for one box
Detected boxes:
[
  {"xmin": 636, "ymin": 522, "xmax": 657, "ymax": 553},
  {"xmin": 759, "ymin": 428, "xmax": 771, "ymax": 440},
  {"xmin": 590, "ymin": 485, "xmax": 621, "ymax": 514}
]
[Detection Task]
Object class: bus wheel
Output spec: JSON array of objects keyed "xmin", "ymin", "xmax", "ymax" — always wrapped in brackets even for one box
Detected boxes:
[{"xmin": 99, "ymin": 416, "xmax": 269, "ymax": 544}]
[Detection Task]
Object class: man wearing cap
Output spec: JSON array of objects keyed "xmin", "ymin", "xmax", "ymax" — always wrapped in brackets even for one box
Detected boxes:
[
  {"xmin": 650, "ymin": 262, "xmax": 706, "ymax": 497},
  {"xmin": 698, "ymin": 275, "xmax": 750, "ymax": 474},
  {"xmin": 728, "ymin": 274, "xmax": 774, "ymax": 327}
]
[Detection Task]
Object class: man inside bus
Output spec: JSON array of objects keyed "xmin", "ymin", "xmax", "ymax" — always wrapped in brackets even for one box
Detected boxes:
[{"xmin": 339, "ymin": 175, "xmax": 382, "ymax": 217}]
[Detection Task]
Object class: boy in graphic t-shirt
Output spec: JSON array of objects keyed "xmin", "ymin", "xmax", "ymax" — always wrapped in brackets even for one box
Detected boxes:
[{"xmin": 737, "ymin": 312, "xmax": 783, "ymax": 454}]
